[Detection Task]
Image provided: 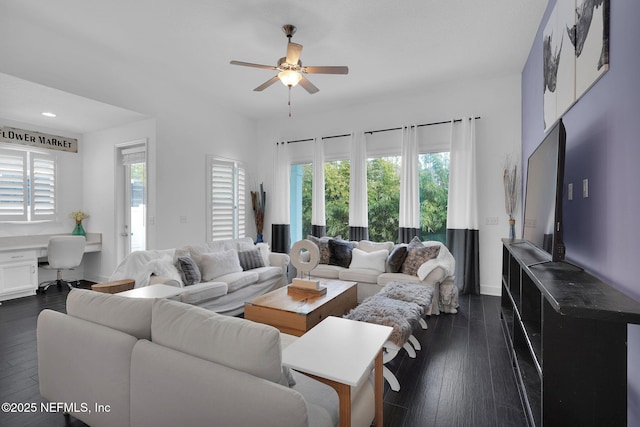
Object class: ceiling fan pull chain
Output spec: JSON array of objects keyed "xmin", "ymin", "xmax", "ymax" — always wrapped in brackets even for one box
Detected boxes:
[{"xmin": 288, "ymin": 86, "xmax": 292, "ymax": 117}]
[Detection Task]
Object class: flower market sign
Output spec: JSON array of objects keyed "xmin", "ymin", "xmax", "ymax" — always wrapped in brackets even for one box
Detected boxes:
[{"xmin": 0, "ymin": 126, "xmax": 78, "ymax": 153}]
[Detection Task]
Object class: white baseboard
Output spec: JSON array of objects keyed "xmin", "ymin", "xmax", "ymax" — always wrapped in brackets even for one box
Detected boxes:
[{"xmin": 480, "ymin": 283, "xmax": 501, "ymax": 297}]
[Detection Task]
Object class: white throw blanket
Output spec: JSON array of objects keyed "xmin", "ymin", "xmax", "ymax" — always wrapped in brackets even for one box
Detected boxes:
[
  {"xmin": 109, "ymin": 249, "xmax": 182, "ymax": 288},
  {"xmin": 416, "ymin": 242, "xmax": 456, "ymax": 282}
]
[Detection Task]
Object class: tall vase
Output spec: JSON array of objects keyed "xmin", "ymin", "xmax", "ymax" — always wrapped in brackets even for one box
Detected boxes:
[
  {"xmin": 72, "ymin": 220, "xmax": 86, "ymax": 236},
  {"xmin": 256, "ymin": 233, "xmax": 263, "ymax": 243},
  {"xmin": 508, "ymin": 219, "xmax": 516, "ymax": 241}
]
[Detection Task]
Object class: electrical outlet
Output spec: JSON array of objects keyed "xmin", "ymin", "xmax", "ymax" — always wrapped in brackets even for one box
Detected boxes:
[{"xmin": 568, "ymin": 183, "xmax": 573, "ymax": 200}]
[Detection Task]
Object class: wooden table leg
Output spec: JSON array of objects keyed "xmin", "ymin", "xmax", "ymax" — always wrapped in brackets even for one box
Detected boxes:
[
  {"xmin": 374, "ymin": 350, "xmax": 384, "ymax": 426},
  {"xmin": 301, "ymin": 373, "xmax": 351, "ymax": 427}
]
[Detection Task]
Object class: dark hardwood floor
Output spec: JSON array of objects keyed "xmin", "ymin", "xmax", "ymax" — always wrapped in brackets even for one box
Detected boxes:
[{"xmin": 0, "ymin": 285, "xmax": 527, "ymax": 427}]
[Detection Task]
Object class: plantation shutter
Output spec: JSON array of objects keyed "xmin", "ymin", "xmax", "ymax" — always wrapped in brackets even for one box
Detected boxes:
[
  {"xmin": 30, "ymin": 153, "xmax": 56, "ymax": 220},
  {"xmin": 0, "ymin": 149, "xmax": 28, "ymax": 221},
  {"xmin": 209, "ymin": 158, "xmax": 245, "ymax": 241}
]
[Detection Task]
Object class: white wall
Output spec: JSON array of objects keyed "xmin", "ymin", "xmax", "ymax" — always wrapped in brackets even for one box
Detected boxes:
[
  {"xmin": 82, "ymin": 118, "xmax": 156, "ymax": 283},
  {"xmin": 82, "ymin": 93, "xmax": 257, "ymax": 282},
  {"xmin": 254, "ymin": 73, "xmax": 523, "ymax": 295}
]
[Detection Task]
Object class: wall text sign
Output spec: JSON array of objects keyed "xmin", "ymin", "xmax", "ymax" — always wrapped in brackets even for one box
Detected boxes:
[{"xmin": 0, "ymin": 127, "xmax": 78, "ymax": 153}]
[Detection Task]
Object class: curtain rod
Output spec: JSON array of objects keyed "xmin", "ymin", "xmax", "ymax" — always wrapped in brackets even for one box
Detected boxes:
[{"xmin": 278, "ymin": 116, "xmax": 481, "ymax": 144}]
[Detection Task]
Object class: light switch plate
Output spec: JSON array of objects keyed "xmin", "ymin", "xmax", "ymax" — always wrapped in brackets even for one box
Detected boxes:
[
  {"xmin": 583, "ymin": 179, "xmax": 589, "ymax": 198},
  {"xmin": 568, "ymin": 183, "xmax": 573, "ymax": 200}
]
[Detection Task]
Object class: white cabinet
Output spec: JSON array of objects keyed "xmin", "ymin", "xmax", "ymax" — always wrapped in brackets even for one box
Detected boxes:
[{"xmin": 0, "ymin": 250, "xmax": 38, "ymax": 301}]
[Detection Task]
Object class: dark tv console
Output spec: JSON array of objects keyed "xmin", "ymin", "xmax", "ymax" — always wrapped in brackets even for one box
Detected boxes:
[{"xmin": 501, "ymin": 239, "xmax": 640, "ymax": 426}]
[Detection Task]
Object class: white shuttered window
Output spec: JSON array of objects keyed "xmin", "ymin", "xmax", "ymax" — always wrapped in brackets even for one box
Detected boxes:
[
  {"xmin": 0, "ymin": 148, "xmax": 56, "ymax": 222},
  {"xmin": 207, "ymin": 157, "xmax": 245, "ymax": 241}
]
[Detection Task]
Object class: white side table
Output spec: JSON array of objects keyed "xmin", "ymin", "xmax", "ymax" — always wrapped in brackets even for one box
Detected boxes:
[
  {"xmin": 282, "ymin": 316, "xmax": 392, "ymax": 427},
  {"xmin": 117, "ymin": 284, "xmax": 183, "ymax": 299}
]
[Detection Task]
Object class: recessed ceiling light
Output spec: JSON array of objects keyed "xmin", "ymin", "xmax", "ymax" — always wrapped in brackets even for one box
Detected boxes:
[{"xmin": 42, "ymin": 112, "xmax": 56, "ymax": 117}]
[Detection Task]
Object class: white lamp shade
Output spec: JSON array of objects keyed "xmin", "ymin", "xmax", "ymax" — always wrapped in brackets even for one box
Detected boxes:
[{"xmin": 278, "ymin": 70, "xmax": 302, "ymax": 87}]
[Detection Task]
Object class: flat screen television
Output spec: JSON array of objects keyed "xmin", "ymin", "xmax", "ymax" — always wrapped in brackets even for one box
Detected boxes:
[{"xmin": 522, "ymin": 118, "xmax": 566, "ymax": 262}]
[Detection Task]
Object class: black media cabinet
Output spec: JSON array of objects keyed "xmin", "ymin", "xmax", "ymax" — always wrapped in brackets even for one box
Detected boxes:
[{"xmin": 501, "ymin": 239, "xmax": 640, "ymax": 426}]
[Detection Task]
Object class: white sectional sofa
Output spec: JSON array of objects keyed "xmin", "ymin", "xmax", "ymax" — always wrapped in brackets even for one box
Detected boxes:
[
  {"xmin": 37, "ymin": 289, "xmax": 375, "ymax": 427},
  {"xmin": 300, "ymin": 237, "xmax": 456, "ymax": 315},
  {"xmin": 108, "ymin": 237, "xmax": 290, "ymax": 316}
]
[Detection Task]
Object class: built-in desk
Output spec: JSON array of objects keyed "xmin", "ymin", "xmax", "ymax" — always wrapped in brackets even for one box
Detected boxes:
[{"xmin": 0, "ymin": 233, "xmax": 102, "ymax": 301}]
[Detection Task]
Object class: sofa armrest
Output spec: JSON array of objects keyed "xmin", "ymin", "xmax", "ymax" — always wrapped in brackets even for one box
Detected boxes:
[
  {"xmin": 269, "ymin": 252, "xmax": 290, "ymax": 269},
  {"xmin": 149, "ymin": 276, "xmax": 182, "ymax": 287}
]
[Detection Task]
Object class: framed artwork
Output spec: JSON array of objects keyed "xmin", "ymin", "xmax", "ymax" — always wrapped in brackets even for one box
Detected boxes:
[{"xmin": 543, "ymin": 0, "xmax": 609, "ymax": 130}]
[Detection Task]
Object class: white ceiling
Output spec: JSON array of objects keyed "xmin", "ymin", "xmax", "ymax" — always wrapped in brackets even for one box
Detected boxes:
[{"xmin": 0, "ymin": 0, "xmax": 548, "ymax": 132}]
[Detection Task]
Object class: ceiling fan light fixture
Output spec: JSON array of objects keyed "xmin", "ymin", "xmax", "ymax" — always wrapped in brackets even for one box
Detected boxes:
[{"xmin": 278, "ymin": 70, "xmax": 302, "ymax": 87}]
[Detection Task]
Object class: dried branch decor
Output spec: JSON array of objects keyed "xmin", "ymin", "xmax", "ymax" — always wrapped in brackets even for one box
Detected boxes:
[
  {"xmin": 503, "ymin": 158, "xmax": 519, "ymax": 222},
  {"xmin": 251, "ymin": 183, "xmax": 266, "ymax": 235}
]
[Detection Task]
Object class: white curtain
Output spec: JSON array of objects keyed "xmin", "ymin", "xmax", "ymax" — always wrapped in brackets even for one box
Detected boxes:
[
  {"xmin": 446, "ymin": 117, "xmax": 480, "ymax": 294},
  {"xmin": 311, "ymin": 137, "xmax": 326, "ymax": 236},
  {"xmin": 271, "ymin": 142, "xmax": 290, "ymax": 252},
  {"xmin": 349, "ymin": 131, "xmax": 368, "ymax": 240},
  {"xmin": 399, "ymin": 125, "xmax": 420, "ymax": 242}
]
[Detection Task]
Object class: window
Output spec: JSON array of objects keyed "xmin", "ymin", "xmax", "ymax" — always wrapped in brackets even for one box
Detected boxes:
[
  {"xmin": 290, "ymin": 163, "xmax": 312, "ymax": 245},
  {"xmin": 0, "ymin": 147, "xmax": 56, "ymax": 222},
  {"xmin": 418, "ymin": 152, "xmax": 449, "ymax": 243},
  {"xmin": 367, "ymin": 156, "xmax": 401, "ymax": 242},
  {"xmin": 207, "ymin": 157, "xmax": 245, "ymax": 241},
  {"xmin": 324, "ymin": 160, "xmax": 350, "ymax": 237}
]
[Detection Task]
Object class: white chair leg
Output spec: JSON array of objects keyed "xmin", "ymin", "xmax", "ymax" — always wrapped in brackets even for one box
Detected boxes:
[
  {"xmin": 383, "ymin": 345, "xmax": 399, "ymax": 364},
  {"xmin": 383, "ymin": 366, "xmax": 400, "ymax": 392},
  {"xmin": 408, "ymin": 334, "xmax": 421, "ymax": 351},
  {"xmin": 403, "ymin": 342, "xmax": 416, "ymax": 358},
  {"xmin": 419, "ymin": 318, "xmax": 428, "ymax": 329}
]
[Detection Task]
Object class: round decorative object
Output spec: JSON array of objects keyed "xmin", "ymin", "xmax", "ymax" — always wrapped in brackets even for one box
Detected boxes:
[{"xmin": 291, "ymin": 239, "xmax": 319, "ymax": 274}]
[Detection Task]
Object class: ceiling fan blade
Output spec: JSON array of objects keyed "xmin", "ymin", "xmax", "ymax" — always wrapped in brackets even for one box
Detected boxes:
[
  {"xmin": 298, "ymin": 75, "xmax": 319, "ymax": 94},
  {"xmin": 230, "ymin": 60, "xmax": 277, "ymax": 70},
  {"xmin": 285, "ymin": 43, "xmax": 302, "ymax": 65},
  {"xmin": 253, "ymin": 76, "xmax": 280, "ymax": 91},
  {"xmin": 302, "ymin": 65, "xmax": 349, "ymax": 75}
]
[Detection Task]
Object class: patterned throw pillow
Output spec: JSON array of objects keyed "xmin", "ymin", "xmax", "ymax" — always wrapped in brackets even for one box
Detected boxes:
[
  {"xmin": 176, "ymin": 256, "xmax": 201, "ymax": 286},
  {"xmin": 401, "ymin": 238, "xmax": 441, "ymax": 276},
  {"xmin": 328, "ymin": 239, "xmax": 356, "ymax": 268},
  {"xmin": 237, "ymin": 248, "xmax": 265, "ymax": 271},
  {"xmin": 306, "ymin": 235, "xmax": 340, "ymax": 264}
]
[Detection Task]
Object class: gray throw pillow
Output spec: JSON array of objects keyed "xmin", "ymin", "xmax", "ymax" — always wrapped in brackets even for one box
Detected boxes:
[
  {"xmin": 176, "ymin": 256, "xmax": 201, "ymax": 286},
  {"xmin": 386, "ymin": 244, "xmax": 408, "ymax": 273},
  {"xmin": 328, "ymin": 238, "xmax": 356, "ymax": 268},
  {"xmin": 306, "ymin": 235, "xmax": 341, "ymax": 264},
  {"xmin": 238, "ymin": 248, "xmax": 265, "ymax": 271}
]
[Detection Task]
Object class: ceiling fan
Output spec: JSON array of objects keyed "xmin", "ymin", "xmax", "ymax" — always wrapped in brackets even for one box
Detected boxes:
[{"xmin": 230, "ymin": 24, "xmax": 348, "ymax": 113}]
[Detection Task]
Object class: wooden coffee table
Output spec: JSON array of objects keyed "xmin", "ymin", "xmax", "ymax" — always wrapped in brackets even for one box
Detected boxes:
[{"xmin": 244, "ymin": 280, "xmax": 357, "ymax": 336}]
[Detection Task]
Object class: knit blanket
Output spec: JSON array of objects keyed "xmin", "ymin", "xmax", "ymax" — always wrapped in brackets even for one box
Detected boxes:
[{"xmin": 109, "ymin": 249, "xmax": 182, "ymax": 288}]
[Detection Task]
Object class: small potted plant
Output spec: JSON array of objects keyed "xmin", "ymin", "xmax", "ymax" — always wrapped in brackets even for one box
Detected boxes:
[{"xmin": 70, "ymin": 210, "xmax": 89, "ymax": 236}]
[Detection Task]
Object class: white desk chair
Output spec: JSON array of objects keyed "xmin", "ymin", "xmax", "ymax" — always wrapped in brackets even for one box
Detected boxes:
[{"xmin": 38, "ymin": 236, "xmax": 86, "ymax": 292}]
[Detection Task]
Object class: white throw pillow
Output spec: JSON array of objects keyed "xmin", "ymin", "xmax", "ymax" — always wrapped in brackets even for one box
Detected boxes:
[
  {"xmin": 349, "ymin": 248, "xmax": 389, "ymax": 273},
  {"xmin": 357, "ymin": 240, "xmax": 394, "ymax": 253},
  {"xmin": 255, "ymin": 242, "xmax": 271, "ymax": 266},
  {"xmin": 200, "ymin": 249, "xmax": 243, "ymax": 281}
]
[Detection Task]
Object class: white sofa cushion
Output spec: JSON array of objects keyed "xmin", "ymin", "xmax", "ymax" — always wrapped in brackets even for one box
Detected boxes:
[
  {"xmin": 178, "ymin": 281, "xmax": 228, "ymax": 304},
  {"xmin": 130, "ymin": 340, "xmax": 309, "ymax": 427},
  {"xmin": 38, "ymin": 310, "xmax": 137, "ymax": 427},
  {"xmin": 251, "ymin": 266, "xmax": 283, "ymax": 283},
  {"xmin": 200, "ymin": 249, "xmax": 243, "ymax": 281},
  {"xmin": 151, "ymin": 298, "xmax": 285, "ymax": 385},
  {"xmin": 349, "ymin": 248, "xmax": 389, "ymax": 273},
  {"xmin": 66, "ymin": 288, "xmax": 153, "ymax": 340},
  {"xmin": 339, "ymin": 267, "xmax": 382, "ymax": 284},
  {"xmin": 216, "ymin": 270, "xmax": 259, "ymax": 292},
  {"xmin": 310, "ymin": 264, "xmax": 344, "ymax": 279}
]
